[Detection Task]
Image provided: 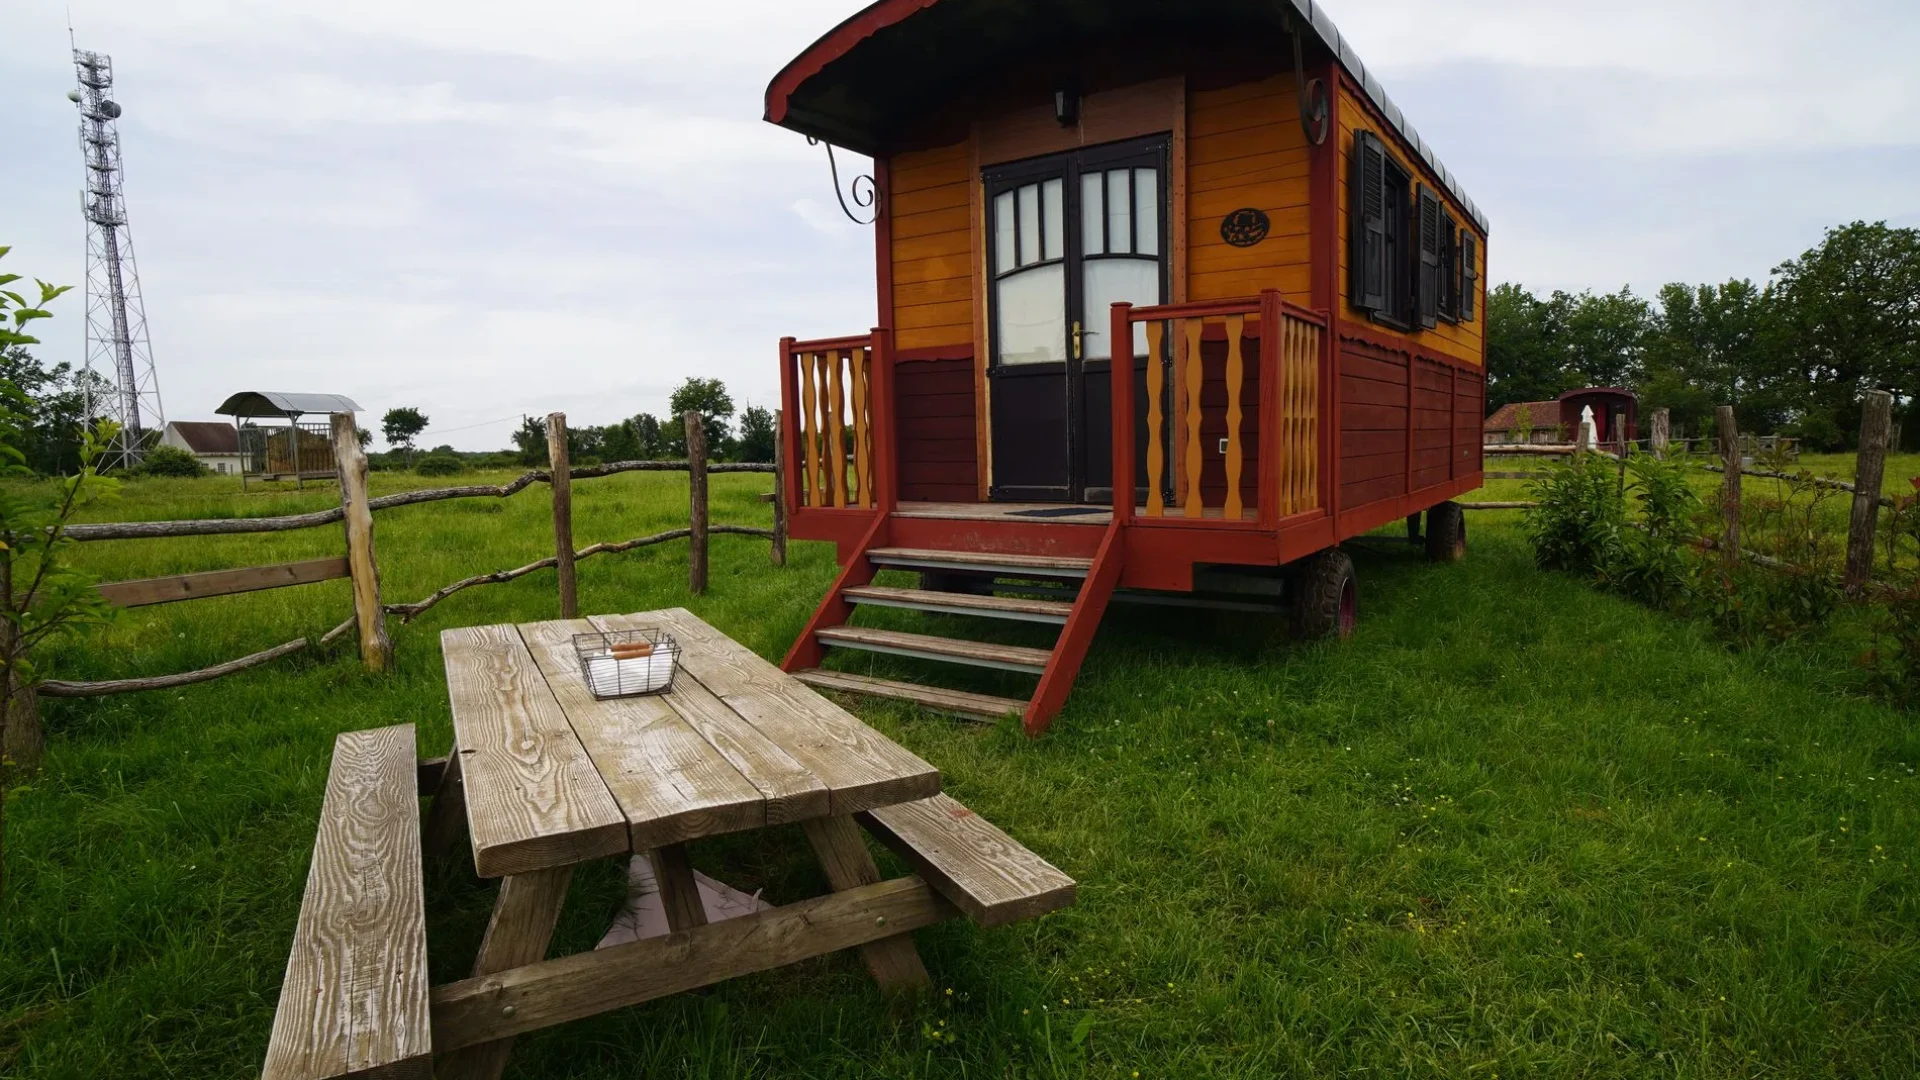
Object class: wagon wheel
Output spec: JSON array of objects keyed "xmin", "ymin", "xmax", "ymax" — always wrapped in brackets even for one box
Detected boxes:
[
  {"xmin": 1290, "ymin": 549, "xmax": 1357, "ymax": 640},
  {"xmin": 1425, "ymin": 501, "xmax": 1467, "ymax": 562}
]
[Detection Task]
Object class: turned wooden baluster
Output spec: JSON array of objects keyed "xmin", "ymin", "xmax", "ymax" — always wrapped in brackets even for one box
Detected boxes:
[
  {"xmin": 1183, "ymin": 317, "xmax": 1206, "ymax": 518},
  {"xmin": 1145, "ymin": 320, "xmax": 1166, "ymax": 517},
  {"xmin": 1223, "ymin": 314, "xmax": 1246, "ymax": 521},
  {"xmin": 799, "ymin": 352, "xmax": 821, "ymax": 508},
  {"xmin": 851, "ymin": 347, "xmax": 871, "ymax": 507}
]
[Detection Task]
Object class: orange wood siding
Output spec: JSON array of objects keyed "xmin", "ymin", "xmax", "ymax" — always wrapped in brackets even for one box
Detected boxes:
[
  {"xmin": 1335, "ymin": 84, "xmax": 1487, "ymax": 366},
  {"xmin": 1186, "ymin": 77, "xmax": 1312, "ymax": 305},
  {"xmin": 888, "ymin": 141, "xmax": 975, "ymax": 352}
]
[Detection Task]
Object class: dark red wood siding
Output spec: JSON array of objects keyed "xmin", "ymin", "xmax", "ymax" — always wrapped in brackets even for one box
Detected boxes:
[
  {"xmin": 894, "ymin": 357, "xmax": 978, "ymax": 501},
  {"xmin": 1337, "ymin": 330, "xmax": 1483, "ymax": 517}
]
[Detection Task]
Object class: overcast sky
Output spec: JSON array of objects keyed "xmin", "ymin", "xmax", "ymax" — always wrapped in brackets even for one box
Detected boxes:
[{"xmin": 5, "ymin": 1, "xmax": 1917, "ymax": 450}]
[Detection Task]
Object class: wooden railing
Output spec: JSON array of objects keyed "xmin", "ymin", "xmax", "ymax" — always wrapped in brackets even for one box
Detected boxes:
[
  {"xmin": 1109, "ymin": 292, "xmax": 1326, "ymax": 526},
  {"xmin": 781, "ymin": 333, "xmax": 883, "ymax": 510}
]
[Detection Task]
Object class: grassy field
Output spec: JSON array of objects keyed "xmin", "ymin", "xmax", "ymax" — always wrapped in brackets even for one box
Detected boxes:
[{"xmin": 5, "ymin": 468, "xmax": 1920, "ymax": 1078}]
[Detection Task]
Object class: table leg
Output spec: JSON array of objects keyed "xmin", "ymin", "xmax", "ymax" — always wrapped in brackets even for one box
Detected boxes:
[
  {"xmin": 647, "ymin": 844, "xmax": 710, "ymax": 932},
  {"xmin": 801, "ymin": 815, "xmax": 930, "ymax": 994},
  {"xmin": 435, "ymin": 864, "xmax": 575, "ymax": 1080},
  {"xmin": 424, "ymin": 745, "xmax": 469, "ymax": 859}
]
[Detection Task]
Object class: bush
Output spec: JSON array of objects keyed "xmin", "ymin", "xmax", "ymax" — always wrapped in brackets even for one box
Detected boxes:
[
  {"xmin": 414, "ymin": 452, "xmax": 463, "ymax": 477},
  {"xmin": 132, "ymin": 445, "xmax": 209, "ymax": 478},
  {"xmin": 1523, "ymin": 454, "xmax": 1624, "ymax": 576}
]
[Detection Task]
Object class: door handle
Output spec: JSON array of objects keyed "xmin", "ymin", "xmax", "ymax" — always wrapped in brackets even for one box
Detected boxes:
[{"xmin": 1071, "ymin": 321, "xmax": 1082, "ymax": 360}]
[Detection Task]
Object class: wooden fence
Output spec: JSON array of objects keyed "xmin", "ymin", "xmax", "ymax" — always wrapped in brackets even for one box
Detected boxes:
[{"xmin": 40, "ymin": 410, "xmax": 785, "ymax": 699}]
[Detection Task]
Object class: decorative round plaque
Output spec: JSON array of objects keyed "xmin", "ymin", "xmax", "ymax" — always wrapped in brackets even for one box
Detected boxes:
[{"xmin": 1220, "ymin": 208, "xmax": 1271, "ymax": 248}]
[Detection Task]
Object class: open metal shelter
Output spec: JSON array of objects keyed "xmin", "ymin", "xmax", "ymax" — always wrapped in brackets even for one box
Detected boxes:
[{"xmin": 215, "ymin": 391, "xmax": 362, "ymax": 489}]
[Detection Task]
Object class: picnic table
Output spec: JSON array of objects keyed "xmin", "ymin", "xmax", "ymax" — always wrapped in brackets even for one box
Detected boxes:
[{"xmin": 262, "ymin": 608, "xmax": 1075, "ymax": 1080}]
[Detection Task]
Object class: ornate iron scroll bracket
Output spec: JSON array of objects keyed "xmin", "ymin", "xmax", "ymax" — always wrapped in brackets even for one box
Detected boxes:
[
  {"xmin": 807, "ymin": 137, "xmax": 878, "ymax": 225},
  {"xmin": 1285, "ymin": 14, "xmax": 1331, "ymax": 146}
]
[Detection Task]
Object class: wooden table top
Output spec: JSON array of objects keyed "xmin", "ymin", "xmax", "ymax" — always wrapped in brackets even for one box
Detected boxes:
[{"xmin": 441, "ymin": 607, "xmax": 941, "ymax": 878}]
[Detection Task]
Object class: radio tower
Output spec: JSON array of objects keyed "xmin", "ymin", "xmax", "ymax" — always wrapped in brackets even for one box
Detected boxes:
[{"xmin": 68, "ymin": 45, "xmax": 163, "ymax": 468}]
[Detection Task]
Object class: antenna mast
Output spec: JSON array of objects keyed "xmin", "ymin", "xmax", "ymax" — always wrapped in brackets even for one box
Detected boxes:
[{"xmin": 69, "ymin": 46, "xmax": 163, "ymax": 468}]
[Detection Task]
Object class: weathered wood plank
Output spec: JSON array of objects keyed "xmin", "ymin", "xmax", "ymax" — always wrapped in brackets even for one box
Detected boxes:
[
  {"xmin": 616, "ymin": 609, "xmax": 941, "ymax": 816},
  {"xmin": 263, "ymin": 725, "xmax": 431, "ymax": 1080},
  {"xmin": 428, "ymin": 878, "xmax": 955, "ymax": 1053},
  {"xmin": 434, "ymin": 865, "xmax": 574, "ymax": 1080},
  {"xmin": 815, "ymin": 626, "xmax": 1052, "ymax": 674},
  {"xmin": 646, "ymin": 843, "xmax": 709, "ymax": 932},
  {"xmin": 859, "ymin": 793, "xmax": 1077, "ymax": 928},
  {"xmin": 515, "ymin": 619, "xmax": 767, "ymax": 850},
  {"xmin": 441, "ymin": 625, "xmax": 627, "ymax": 878},
  {"xmin": 334, "ymin": 413, "xmax": 393, "ymax": 673},
  {"xmin": 546, "ymin": 412, "xmax": 578, "ymax": 619},
  {"xmin": 94, "ymin": 556, "xmax": 350, "ymax": 609},
  {"xmin": 802, "ymin": 815, "xmax": 931, "ymax": 992}
]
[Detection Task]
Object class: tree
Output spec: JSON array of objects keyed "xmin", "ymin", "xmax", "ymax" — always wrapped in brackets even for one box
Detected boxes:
[
  {"xmin": 665, "ymin": 378, "xmax": 735, "ymax": 458},
  {"xmin": 381, "ymin": 407, "xmax": 429, "ymax": 466},
  {"xmin": 736, "ymin": 403, "xmax": 776, "ymax": 463},
  {"xmin": 511, "ymin": 415, "xmax": 547, "ymax": 465},
  {"xmin": 0, "ymin": 246, "xmax": 120, "ymax": 895},
  {"xmin": 633, "ymin": 413, "xmax": 664, "ymax": 458},
  {"xmin": 0, "ymin": 346, "xmax": 110, "ymax": 475}
]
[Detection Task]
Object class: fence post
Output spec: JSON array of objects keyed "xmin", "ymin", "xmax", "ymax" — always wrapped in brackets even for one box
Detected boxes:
[
  {"xmin": 685, "ymin": 410, "xmax": 708, "ymax": 595},
  {"xmin": 1716, "ymin": 405, "xmax": 1741, "ymax": 561},
  {"xmin": 770, "ymin": 412, "xmax": 788, "ymax": 567},
  {"xmin": 547, "ymin": 412, "xmax": 578, "ymax": 619},
  {"xmin": 1651, "ymin": 408, "xmax": 1670, "ymax": 458},
  {"xmin": 331, "ymin": 412, "xmax": 392, "ymax": 673},
  {"xmin": 1846, "ymin": 389, "xmax": 1893, "ymax": 594}
]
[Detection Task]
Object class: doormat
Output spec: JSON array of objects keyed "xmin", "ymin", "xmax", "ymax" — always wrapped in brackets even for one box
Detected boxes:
[{"xmin": 1010, "ymin": 507, "xmax": 1109, "ymax": 518}]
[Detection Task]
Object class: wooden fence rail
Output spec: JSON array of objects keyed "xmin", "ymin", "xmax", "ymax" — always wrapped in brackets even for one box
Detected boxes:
[{"xmin": 47, "ymin": 412, "xmax": 785, "ymax": 699}]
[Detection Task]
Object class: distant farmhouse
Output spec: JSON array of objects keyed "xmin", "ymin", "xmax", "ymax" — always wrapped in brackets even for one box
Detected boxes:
[
  {"xmin": 1484, "ymin": 389, "xmax": 1638, "ymax": 446},
  {"xmin": 160, "ymin": 421, "xmax": 244, "ymax": 474}
]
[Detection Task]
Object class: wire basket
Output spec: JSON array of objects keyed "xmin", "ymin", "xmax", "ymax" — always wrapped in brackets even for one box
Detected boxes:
[{"xmin": 573, "ymin": 628, "xmax": 679, "ymax": 699}]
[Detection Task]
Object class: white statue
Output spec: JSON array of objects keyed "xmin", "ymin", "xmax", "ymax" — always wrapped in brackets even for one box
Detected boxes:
[{"xmin": 1578, "ymin": 404, "xmax": 1598, "ymax": 450}]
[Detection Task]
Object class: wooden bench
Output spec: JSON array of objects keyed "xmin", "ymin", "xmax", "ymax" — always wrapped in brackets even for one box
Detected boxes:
[
  {"xmin": 263, "ymin": 724, "xmax": 432, "ymax": 1080},
  {"xmin": 858, "ymin": 792, "xmax": 1075, "ymax": 927}
]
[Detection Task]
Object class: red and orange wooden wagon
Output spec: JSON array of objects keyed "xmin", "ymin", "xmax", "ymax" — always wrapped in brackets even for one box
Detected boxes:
[{"xmin": 765, "ymin": 0, "xmax": 1489, "ymax": 736}]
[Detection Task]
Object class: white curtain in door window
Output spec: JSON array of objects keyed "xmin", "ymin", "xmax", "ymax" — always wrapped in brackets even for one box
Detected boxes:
[
  {"xmin": 998, "ymin": 264, "xmax": 1067, "ymax": 365},
  {"xmin": 1081, "ymin": 261, "xmax": 1157, "ymax": 361}
]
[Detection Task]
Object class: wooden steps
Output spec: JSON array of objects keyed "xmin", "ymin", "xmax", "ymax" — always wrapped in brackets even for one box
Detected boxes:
[
  {"xmin": 794, "ymin": 669, "xmax": 1026, "ymax": 721},
  {"xmin": 842, "ymin": 585, "xmax": 1073, "ymax": 624},
  {"xmin": 781, "ymin": 516, "xmax": 1124, "ymax": 737},
  {"xmin": 816, "ymin": 626, "xmax": 1052, "ymax": 674},
  {"xmin": 866, "ymin": 547, "xmax": 1093, "ymax": 578}
]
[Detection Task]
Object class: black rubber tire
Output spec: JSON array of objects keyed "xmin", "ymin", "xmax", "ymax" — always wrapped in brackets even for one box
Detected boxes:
[
  {"xmin": 1290, "ymin": 549, "xmax": 1358, "ymax": 640},
  {"xmin": 1425, "ymin": 501, "xmax": 1467, "ymax": 562}
]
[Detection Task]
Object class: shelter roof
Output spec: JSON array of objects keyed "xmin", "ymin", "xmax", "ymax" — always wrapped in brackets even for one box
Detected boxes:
[
  {"xmin": 1483, "ymin": 401, "xmax": 1561, "ymax": 432},
  {"xmin": 215, "ymin": 392, "xmax": 362, "ymax": 418}
]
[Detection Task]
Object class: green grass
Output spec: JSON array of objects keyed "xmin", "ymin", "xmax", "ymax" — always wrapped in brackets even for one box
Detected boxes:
[{"xmin": 6, "ymin": 470, "xmax": 1920, "ymax": 1078}]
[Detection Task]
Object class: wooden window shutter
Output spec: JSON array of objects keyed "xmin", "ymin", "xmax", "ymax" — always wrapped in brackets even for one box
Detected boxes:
[
  {"xmin": 1438, "ymin": 210, "xmax": 1459, "ymax": 322},
  {"xmin": 1348, "ymin": 131, "xmax": 1387, "ymax": 313},
  {"xmin": 1460, "ymin": 232, "xmax": 1479, "ymax": 320},
  {"xmin": 1416, "ymin": 184, "xmax": 1442, "ymax": 330}
]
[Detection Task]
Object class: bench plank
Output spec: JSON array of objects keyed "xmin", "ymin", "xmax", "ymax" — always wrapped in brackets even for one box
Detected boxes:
[
  {"xmin": 516, "ymin": 619, "xmax": 769, "ymax": 850},
  {"xmin": 264, "ymin": 725, "xmax": 432, "ymax": 1080},
  {"xmin": 442, "ymin": 625, "xmax": 628, "ymax": 878},
  {"xmin": 612, "ymin": 609, "xmax": 940, "ymax": 816},
  {"xmin": 858, "ymin": 793, "xmax": 1076, "ymax": 927}
]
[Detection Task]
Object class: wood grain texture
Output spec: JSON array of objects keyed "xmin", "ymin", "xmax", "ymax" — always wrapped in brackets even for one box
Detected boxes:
[
  {"xmin": 859, "ymin": 792, "xmax": 1077, "ymax": 928},
  {"xmin": 546, "ymin": 413, "xmax": 577, "ymax": 619},
  {"xmin": 428, "ymin": 878, "xmax": 956, "ymax": 1053},
  {"xmin": 515, "ymin": 619, "xmax": 768, "ymax": 850},
  {"xmin": 792, "ymin": 669, "xmax": 1024, "ymax": 722},
  {"xmin": 620, "ymin": 609, "xmax": 940, "ymax": 816},
  {"xmin": 647, "ymin": 843, "xmax": 710, "ymax": 932},
  {"xmin": 841, "ymin": 585, "xmax": 1072, "ymax": 621},
  {"xmin": 685, "ymin": 410, "xmax": 709, "ymax": 595},
  {"xmin": 816, "ymin": 626, "xmax": 1052, "ymax": 674},
  {"xmin": 95, "ymin": 556, "xmax": 350, "ymax": 609},
  {"xmin": 263, "ymin": 725, "xmax": 431, "ymax": 1080},
  {"xmin": 434, "ymin": 865, "xmax": 574, "ymax": 1080},
  {"xmin": 332, "ymin": 413, "xmax": 393, "ymax": 673},
  {"xmin": 440, "ymin": 624, "xmax": 627, "ymax": 878},
  {"xmin": 802, "ymin": 815, "xmax": 930, "ymax": 993}
]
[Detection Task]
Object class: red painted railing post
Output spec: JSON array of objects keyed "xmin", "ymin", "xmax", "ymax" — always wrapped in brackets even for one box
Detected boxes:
[
  {"xmin": 1110, "ymin": 302, "xmax": 1135, "ymax": 524},
  {"xmin": 777, "ymin": 336, "xmax": 804, "ymax": 516},
  {"xmin": 869, "ymin": 327, "xmax": 898, "ymax": 513},
  {"xmin": 1257, "ymin": 290, "xmax": 1283, "ymax": 529}
]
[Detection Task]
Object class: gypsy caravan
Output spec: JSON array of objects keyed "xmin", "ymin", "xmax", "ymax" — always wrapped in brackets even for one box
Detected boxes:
[{"xmin": 767, "ymin": 0, "xmax": 1488, "ymax": 734}]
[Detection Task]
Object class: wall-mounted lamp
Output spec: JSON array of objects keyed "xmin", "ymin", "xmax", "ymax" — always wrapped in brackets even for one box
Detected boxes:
[{"xmin": 1054, "ymin": 87, "xmax": 1080, "ymax": 128}]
